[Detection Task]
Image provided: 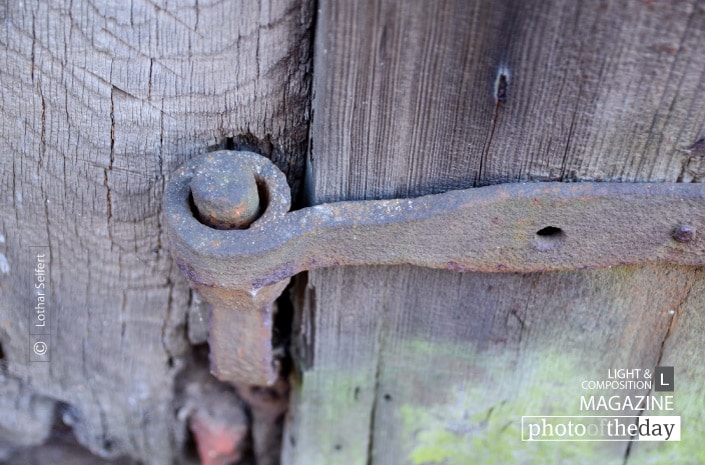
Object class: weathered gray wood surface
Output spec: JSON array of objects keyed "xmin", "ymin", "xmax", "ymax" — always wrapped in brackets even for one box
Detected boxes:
[
  {"xmin": 627, "ymin": 268, "xmax": 705, "ymax": 462},
  {"xmin": 0, "ymin": 0, "xmax": 312, "ymax": 463},
  {"xmin": 285, "ymin": 1, "xmax": 705, "ymax": 464}
]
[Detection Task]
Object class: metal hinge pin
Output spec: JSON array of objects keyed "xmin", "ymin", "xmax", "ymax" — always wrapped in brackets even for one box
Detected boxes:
[{"xmin": 190, "ymin": 154, "xmax": 262, "ymax": 229}]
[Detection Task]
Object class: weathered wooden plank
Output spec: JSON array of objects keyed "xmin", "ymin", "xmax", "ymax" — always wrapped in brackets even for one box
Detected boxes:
[
  {"xmin": 286, "ymin": 0, "xmax": 705, "ymax": 463},
  {"xmin": 0, "ymin": 0, "xmax": 312, "ymax": 462},
  {"xmin": 626, "ymin": 268, "xmax": 705, "ymax": 462}
]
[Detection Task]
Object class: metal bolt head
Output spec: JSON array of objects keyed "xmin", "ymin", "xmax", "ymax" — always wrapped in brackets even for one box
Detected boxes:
[
  {"xmin": 190, "ymin": 154, "xmax": 261, "ymax": 229},
  {"xmin": 672, "ymin": 224, "xmax": 696, "ymax": 243}
]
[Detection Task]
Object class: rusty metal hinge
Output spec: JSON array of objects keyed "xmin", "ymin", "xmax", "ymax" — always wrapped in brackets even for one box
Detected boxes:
[{"xmin": 163, "ymin": 150, "xmax": 705, "ymax": 386}]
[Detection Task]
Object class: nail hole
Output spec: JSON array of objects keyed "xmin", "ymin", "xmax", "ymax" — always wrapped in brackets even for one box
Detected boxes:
[
  {"xmin": 383, "ymin": 393, "xmax": 392, "ymax": 401},
  {"xmin": 102, "ymin": 438, "xmax": 114, "ymax": 454},
  {"xmin": 533, "ymin": 226, "xmax": 565, "ymax": 251},
  {"xmin": 494, "ymin": 66, "xmax": 510, "ymax": 104},
  {"xmin": 334, "ymin": 444, "xmax": 342, "ymax": 451},
  {"xmin": 495, "ymin": 74, "xmax": 508, "ymax": 103},
  {"xmin": 536, "ymin": 226, "xmax": 563, "ymax": 237}
]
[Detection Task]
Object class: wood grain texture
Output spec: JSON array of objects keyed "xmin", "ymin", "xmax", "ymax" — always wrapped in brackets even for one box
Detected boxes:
[
  {"xmin": 286, "ymin": 0, "xmax": 705, "ymax": 464},
  {"xmin": 627, "ymin": 268, "xmax": 705, "ymax": 462},
  {"xmin": 0, "ymin": 0, "xmax": 312, "ymax": 462}
]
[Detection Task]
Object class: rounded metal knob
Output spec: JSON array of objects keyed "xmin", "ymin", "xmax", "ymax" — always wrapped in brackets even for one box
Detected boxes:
[{"xmin": 190, "ymin": 153, "xmax": 261, "ymax": 229}]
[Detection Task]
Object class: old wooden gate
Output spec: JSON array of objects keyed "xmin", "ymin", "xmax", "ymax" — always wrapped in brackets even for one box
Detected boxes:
[{"xmin": 1, "ymin": 0, "xmax": 704, "ymax": 464}]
